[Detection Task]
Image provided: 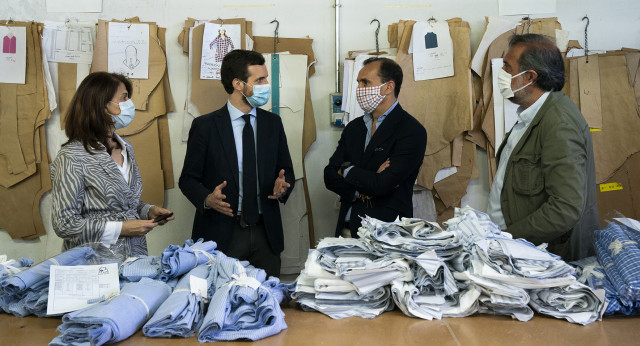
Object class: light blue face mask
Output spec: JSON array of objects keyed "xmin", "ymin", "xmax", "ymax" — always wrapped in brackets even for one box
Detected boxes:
[
  {"xmin": 241, "ymin": 81, "xmax": 271, "ymax": 108},
  {"xmin": 110, "ymin": 99, "xmax": 135, "ymax": 129}
]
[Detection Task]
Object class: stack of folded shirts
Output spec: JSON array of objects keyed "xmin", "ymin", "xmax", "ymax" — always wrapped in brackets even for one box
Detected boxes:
[
  {"xmin": 528, "ymin": 281, "xmax": 605, "ymax": 325},
  {"xmin": 160, "ymin": 239, "xmax": 217, "ymax": 282},
  {"xmin": 472, "ymin": 237, "xmax": 576, "ymax": 287},
  {"xmin": 392, "ymin": 252, "xmax": 480, "ymax": 320},
  {"xmin": 143, "ymin": 264, "xmax": 213, "ymax": 338},
  {"xmin": 198, "ymin": 253, "xmax": 288, "ymax": 341},
  {"xmin": 0, "ymin": 247, "xmax": 96, "ymax": 317},
  {"xmin": 443, "ymin": 206, "xmax": 507, "ymax": 248},
  {"xmin": 293, "ymin": 249, "xmax": 394, "ymax": 319},
  {"xmin": 358, "ymin": 216, "xmax": 462, "ymax": 259},
  {"xmin": 50, "ymin": 278, "xmax": 171, "ymax": 346}
]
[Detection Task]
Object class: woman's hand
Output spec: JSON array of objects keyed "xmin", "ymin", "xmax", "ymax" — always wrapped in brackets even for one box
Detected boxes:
[
  {"xmin": 148, "ymin": 206, "xmax": 175, "ymax": 225},
  {"xmin": 120, "ymin": 220, "xmax": 159, "ymax": 237}
]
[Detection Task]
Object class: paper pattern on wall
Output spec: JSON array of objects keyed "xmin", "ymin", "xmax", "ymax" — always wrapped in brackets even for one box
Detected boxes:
[
  {"xmin": 0, "ymin": 26, "xmax": 27, "ymax": 84},
  {"xmin": 42, "ymin": 21, "xmax": 95, "ymax": 64},
  {"xmin": 200, "ymin": 23, "xmax": 240, "ymax": 80},
  {"xmin": 107, "ymin": 22, "xmax": 149, "ymax": 79},
  {"xmin": 411, "ymin": 21, "xmax": 454, "ymax": 81}
]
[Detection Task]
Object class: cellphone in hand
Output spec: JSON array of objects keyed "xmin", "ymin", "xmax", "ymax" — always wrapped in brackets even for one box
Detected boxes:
[{"xmin": 153, "ymin": 212, "xmax": 173, "ymax": 223}]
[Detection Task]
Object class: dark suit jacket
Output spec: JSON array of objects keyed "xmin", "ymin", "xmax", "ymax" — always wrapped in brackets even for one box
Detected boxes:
[
  {"xmin": 324, "ymin": 104, "xmax": 427, "ymax": 237},
  {"xmin": 179, "ymin": 105, "xmax": 295, "ymax": 254}
]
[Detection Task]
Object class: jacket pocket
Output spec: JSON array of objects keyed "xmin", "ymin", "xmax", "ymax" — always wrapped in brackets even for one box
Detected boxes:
[{"xmin": 511, "ymin": 154, "xmax": 544, "ymax": 195}]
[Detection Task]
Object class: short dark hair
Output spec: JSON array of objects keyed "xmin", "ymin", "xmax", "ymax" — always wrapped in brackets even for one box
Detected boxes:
[
  {"xmin": 63, "ymin": 72, "xmax": 132, "ymax": 154},
  {"xmin": 509, "ymin": 34, "xmax": 565, "ymax": 91},
  {"xmin": 220, "ymin": 50, "xmax": 266, "ymax": 94},
  {"xmin": 363, "ymin": 57, "xmax": 403, "ymax": 97}
]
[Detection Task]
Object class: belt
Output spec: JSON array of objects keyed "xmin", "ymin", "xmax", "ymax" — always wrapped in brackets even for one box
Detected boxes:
[{"xmin": 235, "ymin": 214, "xmax": 263, "ymax": 228}]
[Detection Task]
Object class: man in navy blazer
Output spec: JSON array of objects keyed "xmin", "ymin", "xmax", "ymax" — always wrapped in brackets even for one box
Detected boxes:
[
  {"xmin": 179, "ymin": 50, "xmax": 294, "ymax": 277},
  {"xmin": 325, "ymin": 57, "xmax": 427, "ymax": 238}
]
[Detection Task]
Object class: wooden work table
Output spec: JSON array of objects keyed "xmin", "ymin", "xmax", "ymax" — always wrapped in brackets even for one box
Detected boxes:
[{"xmin": 2, "ymin": 303, "xmax": 639, "ymax": 345}]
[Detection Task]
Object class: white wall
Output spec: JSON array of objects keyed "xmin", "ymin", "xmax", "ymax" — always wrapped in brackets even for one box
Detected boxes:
[{"xmin": 1, "ymin": 0, "xmax": 639, "ymax": 263}]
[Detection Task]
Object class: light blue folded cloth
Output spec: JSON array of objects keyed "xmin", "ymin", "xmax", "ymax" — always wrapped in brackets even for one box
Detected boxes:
[
  {"xmin": 50, "ymin": 278, "xmax": 171, "ymax": 346},
  {"xmin": 160, "ymin": 239, "xmax": 217, "ymax": 282},
  {"xmin": 143, "ymin": 264, "xmax": 213, "ymax": 338}
]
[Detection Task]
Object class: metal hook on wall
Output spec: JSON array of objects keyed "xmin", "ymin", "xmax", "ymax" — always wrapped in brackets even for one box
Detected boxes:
[
  {"xmin": 370, "ymin": 19, "xmax": 380, "ymax": 54},
  {"xmin": 427, "ymin": 16, "xmax": 437, "ymax": 25},
  {"xmin": 582, "ymin": 15, "xmax": 590, "ymax": 63},
  {"xmin": 217, "ymin": 17, "xmax": 224, "ymax": 27},
  {"xmin": 270, "ymin": 19, "xmax": 280, "ymax": 55}
]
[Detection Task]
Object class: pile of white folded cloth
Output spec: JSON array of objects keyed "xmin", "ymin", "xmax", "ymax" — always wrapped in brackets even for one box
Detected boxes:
[
  {"xmin": 293, "ymin": 238, "xmax": 395, "ymax": 319},
  {"xmin": 294, "ymin": 207, "xmax": 606, "ymax": 325}
]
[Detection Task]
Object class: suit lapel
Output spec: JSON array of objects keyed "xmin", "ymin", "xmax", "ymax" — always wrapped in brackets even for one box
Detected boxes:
[{"xmin": 213, "ymin": 107, "xmax": 239, "ymax": 189}]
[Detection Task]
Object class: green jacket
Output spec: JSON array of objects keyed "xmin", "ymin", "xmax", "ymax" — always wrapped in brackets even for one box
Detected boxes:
[{"xmin": 497, "ymin": 91, "xmax": 598, "ymax": 261}]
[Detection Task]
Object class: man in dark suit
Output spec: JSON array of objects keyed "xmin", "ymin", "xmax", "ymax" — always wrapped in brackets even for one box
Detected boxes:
[
  {"xmin": 179, "ymin": 50, "xmax": 294, "ymax": 277},
  {"xmin": 324, "ymin": 57, "xmax": 427, "ymax": 238}
]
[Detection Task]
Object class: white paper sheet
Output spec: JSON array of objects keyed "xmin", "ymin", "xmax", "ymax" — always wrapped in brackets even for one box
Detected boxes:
[
  {"xmin": 46, "ymin": 0, "xmax": 102, "ymax": 13},
  {"xmin": 498, "ymin": 0, "xmax": 556, "ymax": 16},
  {"xmin": 555, "ymin": 29, "xmax": 570, "ymax": 53},
  {"xmin": 107, "ymin": 22, "xmax": 149, "ymax": 79},
  {"xmin": 434, "ymin": 166, "xmax": 458, "ymax": 184},
  {"xmin": 42, "ymin": 21, "xmax": 95, "ymax": 64},
  {"xmin": 411, "ymin": 21, "xmax": 454, "ymax": 81},
  {"xmin": 341, "ymin": 59, "xmax": 353, "ymax": 112},
  {"xmin": 46, "ymin": 263, "xmax": 120, "ymax": 315},
  {"xmin": 614, "ymin": 218, "xmax": 640, "ymax": 233},
  {"xmin": 0, "ymin": 26, "xmax": 26, "ymax": 84},
  {"xmin": 263, "ymin": 53, "xmax": 308, "ymax": 179},
  {"xmin": 200, "ymin": 23, "xmax": 241, "ymax": 80},
  {"xmin": 492, "ymin": 58, "xmax": 506, "ymax": 146},
  {"xmin": 471, "ymin": 17, "xmax": 519, "ymax": 76}
]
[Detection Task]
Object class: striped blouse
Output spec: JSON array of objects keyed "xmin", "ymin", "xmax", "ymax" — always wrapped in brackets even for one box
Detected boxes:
[{"xmin": 50, "ymin": 138, "xmax": 152, "ymax": 257}]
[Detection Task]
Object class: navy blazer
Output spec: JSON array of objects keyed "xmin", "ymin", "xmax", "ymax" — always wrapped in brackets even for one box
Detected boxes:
[
  {"xmin": 324, "ymin": 104, "xmax": 427, "ymax": 237},
  {"xmin": 179, "ymin": 105, "xmax": 295, "ymax": 253}
]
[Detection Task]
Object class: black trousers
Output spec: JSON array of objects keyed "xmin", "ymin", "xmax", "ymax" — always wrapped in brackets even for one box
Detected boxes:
[{"xmin": 225, "ymin": 216, "xmax": 281, "ymax": 278}]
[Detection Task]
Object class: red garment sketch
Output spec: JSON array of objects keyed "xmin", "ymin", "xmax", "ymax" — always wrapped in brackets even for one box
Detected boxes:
[
  {"xmin": 3, "ymin": 35, "xmax": 16, "ymax": 54},
  {"xmin": 209, "ymin": 32, "xmax": 234, "ymax": 63}
]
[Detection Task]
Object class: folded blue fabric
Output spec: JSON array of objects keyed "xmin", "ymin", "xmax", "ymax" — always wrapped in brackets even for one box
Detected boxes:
[
  {"xmin": 160, "ymin": 239, "xmax": 217, "ymax": 282},
  {"xmin": 595, "ymin": 222, "xmax": 640, "ymax": 302},
  {"xmin": 198, "ymin": 253, "xmax": 288, "ymax": 342},
  {"xmin": 0, "ymin": 247, "xmax": 96, "ymax": 316},
  {"xmin": 143, "ymin": 264, "xmax": 213, "ymax": 338},
  {"xmin": 1, "ymin": 247, "xmax": 96, "ymax": 295},
  {"xmin": 50, "ymin": 278, "xmax": 171, "ymax": 346},
  {"xmin": 119, "ymin": 256, "xmax": 162, "ymax": 282}
]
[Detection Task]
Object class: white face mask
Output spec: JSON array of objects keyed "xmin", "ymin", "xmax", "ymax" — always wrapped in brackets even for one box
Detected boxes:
[
  {"xmin": 109, "ymin": 99, "xmax": 135, "ymax": 129},
  {"xmin": 497, "ymin": 69, "xmax": 532, "ymax": 99}
]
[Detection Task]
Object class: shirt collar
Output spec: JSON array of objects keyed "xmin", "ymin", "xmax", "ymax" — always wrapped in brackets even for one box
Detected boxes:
[
  {"xmin": 227, "ymin": 100, "xmax": 257, "ymax": 121},
  {"xmin": 364, "ymin": 100, "xmax": 399, "ymax": 123},
  {"xmin": 516, "ymin": 91, "xmax": 550, "ymax": 125}
]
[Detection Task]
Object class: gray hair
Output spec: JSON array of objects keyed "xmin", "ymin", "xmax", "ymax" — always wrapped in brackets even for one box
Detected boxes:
[{"xmin": 509, "ymin": 34, "xmax": 565, "ymax": 91}]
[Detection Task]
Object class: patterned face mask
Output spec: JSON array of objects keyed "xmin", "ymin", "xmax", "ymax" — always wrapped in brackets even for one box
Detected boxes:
[{"xmin": 356, "ymin": 82, "xmax": 389, "ymax": 114}]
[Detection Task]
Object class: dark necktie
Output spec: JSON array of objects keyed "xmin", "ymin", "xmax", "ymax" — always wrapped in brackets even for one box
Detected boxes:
[{"xmin": 242, "ymin": 114, "xmax": 259, "ymax": 224}]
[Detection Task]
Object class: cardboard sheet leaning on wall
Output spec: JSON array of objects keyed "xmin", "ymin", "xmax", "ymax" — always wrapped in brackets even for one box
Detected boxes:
[
  {"xmin": 90, "ymin": 18, "xmax": 175, "ymax": 206},
  {"xmin": 394, "ymin": 19, "xmax": 474, "ymax": 191},
  {"xmin": 567, "ymin": 50, "xmax": 640, "ymax": 184},
  {"xmin": 474, "ymin": 18, "xmax": 562, "ymax": 185},
  {"xmin": 253, "ymin": 36, "xmax": 318, "ymax": 247},
  {"xmin": 179, "ymin": 18, "xmax": 253, "ymax": 142},
  {"xmin": 0, "ymin": 21, "xmax": 52, "ymax": 239}
]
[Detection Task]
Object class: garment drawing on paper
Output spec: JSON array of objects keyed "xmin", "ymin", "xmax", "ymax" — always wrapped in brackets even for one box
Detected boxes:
[
  {"xmin": 209, "ymin": 29, "xmax": 234, "ymax": 63},
  {"xmin": 3, "ymin": 34, "xmax": 16, "ymax": 54}
]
